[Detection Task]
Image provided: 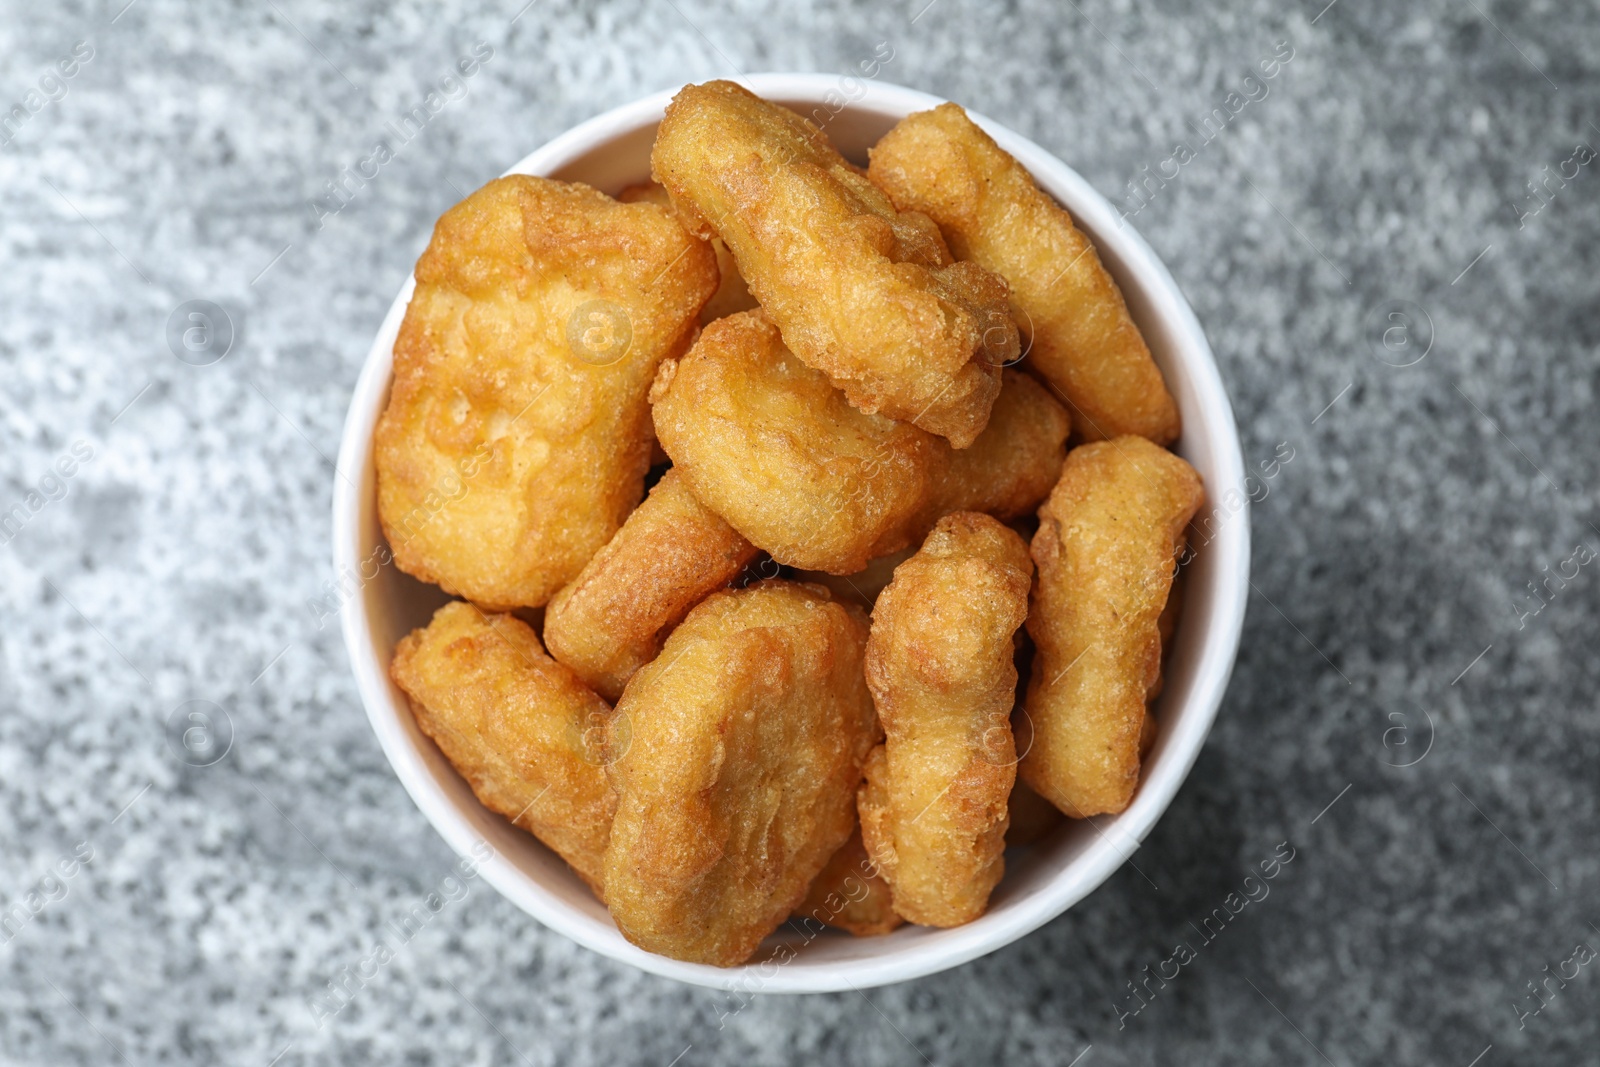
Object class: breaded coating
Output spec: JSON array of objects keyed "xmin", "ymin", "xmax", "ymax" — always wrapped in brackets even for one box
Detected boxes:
[
  {"xmin": 859, "ymin": 513, "xmax": 1033, "ymax": 927},
  {"xmin": 650, "ymin": 311, "xmax": 939, "ymax": 574},
  {"xmin": 913, "ymin": 369, "xmax": 1070, "ymax": 532},
  {"xmin": 869, "ymin": 104, "xmax": 1180, "ymax": 445},
  {"xmin": 793, "ymin": 829, "xmax": 903, "ymax": 937},
  {"xmin": 652, "ymin": 81, "xmax": 1018, "ymax": 447},
  {"xmin": 544, "ymin": 468, "xmax": 759, "ymax": 702},
  {"xmin": 390, "ymin": 601, "xmax": 617, "ymax": 894},
  {"xmin": 1020, "ymin": 438, "xmax": 1203, "ymax": 818},
  {"xmin": 376, "ymin": 175, "xmax": 719, "ymax": 610},
  {"xmin": 651, "ymin": 315, "xmax": 1067, "ymax": 574},
  {"xmin": 619, "ymin": 181, "xmax": 758, "ymax": 324},
  {"xmin": 603, "ymin": 581, "xmax": 879, "ymax": 966}
]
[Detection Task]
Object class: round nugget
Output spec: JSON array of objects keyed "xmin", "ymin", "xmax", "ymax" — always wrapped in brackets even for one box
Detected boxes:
[
  {"xmin": 602, "ymin": 580, "xmax": 879, "ymax": 967},
  {"xmin": 376, "ymin": 175, "xmax": 718, "ymax": 610},
  {"xmin": 390, "ymin": 601, "xmax": 617, "ymax": 894},
  {"xmin": 650, "ymin": 310, "xmax": 939, "ymax": 574}
]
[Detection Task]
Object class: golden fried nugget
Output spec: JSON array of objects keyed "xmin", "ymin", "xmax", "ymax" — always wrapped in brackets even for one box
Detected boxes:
[
  {"xmin": 651, "ymin": 314, "xmax": 1067, "ymax": 574},
  {"xmin": 793, "ymin": 829, "xmax": 903, "ymax": 937},
  {"xmin": 869, "ymin": 104, "xmax": 1180, "ymax": 445},
  {"xmin": 376, "ymin": 175, "xmax": 719, "ymax": 610},
  {"xmin": 858, "ymin": 513, "xmax": 1033, "ymax": 927},
  {"xmin": 603, "ymin": 581, "xmax": 879, "ymax": 966},
  {"xmin": 1020, "ymin": 437, "xmax": 1203, "ymax": 818},
  {"xmin": 390, "ymin": 601, "xmax": 617, "ymax": 894},
  {"xmin": 650, "ymin": 311, "xmax": 939, "ymax": 573},
  {"xmin": 913, "ymin": 368, "xmax": 1070, "ymax": 532},
  {"xmin": 544, "ymin": 468, "xmax": 758, "ymax": 702},
  {"xmin": 619, "ymin": 181, "xmax": 757, "ymax": 324},
  {"xmin": 1004, "ymin": 779, "xmax": 1065, "ymax": 847},
  {"xmin": 652, "ymin": 81, "xmax": 1018, "ymax": 447}
]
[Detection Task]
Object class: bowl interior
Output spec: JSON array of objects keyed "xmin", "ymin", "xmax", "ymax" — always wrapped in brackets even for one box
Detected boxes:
[{"xmin": 335, "ymin": 74, "xmax": 1248, "ymax": 992}]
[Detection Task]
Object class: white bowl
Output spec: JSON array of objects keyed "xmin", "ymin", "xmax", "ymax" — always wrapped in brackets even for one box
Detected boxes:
[{"xmin": 334, "ymin": 73, "xmax": 1250, "ymax": 993}]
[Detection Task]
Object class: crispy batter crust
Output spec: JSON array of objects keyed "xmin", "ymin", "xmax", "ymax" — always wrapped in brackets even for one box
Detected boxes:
[
  {"xmin": 914, "ymin": 368, "xmax": 1071, "ymax": 532},
  {"xmin": 602, "ymin": 581, "xmax": 879, "ymax": 966},
  {"xmin": 544, "ymin": 468, "xmax": 758, "ymax": 702},
  {"xmin": 858, "ymin": 513, "xmax": 1032, "ymax": 926},
  {"xmin": 793, "ymin": 828, "xmax": 903, "ymax": 937},
  {"xmin": 1019, "ymin": 438, "xmax": 1202, "ymax": 817},
  {"xmin": 652, "ymin": 81, "xmax": 1016, "ymax": 447},
  {"xmin": 619, "ymin": 181, "xmax": 758, "ymax": 324},
  {"xmin": 390, "ymin": 601, "xmax": 617, "ymax": 894},
  {"xmin": 869, "ymin": 104, "xmax": 1180, "ymax": 445},
  {"xmin": 376, "ymin": 175, "xmax": 718, "ymax": 610},
  {"xmin": 650, "ymin": 310, "xmax": 938, "ymax": 573},
  {"xmin": 651, "ymin": 313, "xmax": 1067, "ymax": 574}
]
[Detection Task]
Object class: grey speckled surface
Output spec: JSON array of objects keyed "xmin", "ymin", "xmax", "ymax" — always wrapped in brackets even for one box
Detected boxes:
[{"xmin": 1, "ymin": 0, "xmax": 1597, "ymax": 1064}]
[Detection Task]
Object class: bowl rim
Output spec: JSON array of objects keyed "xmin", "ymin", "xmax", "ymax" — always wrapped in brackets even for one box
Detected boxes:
[{"xmin": 334, "ymin": 72, "xmax": 1251, "ymax": 993}]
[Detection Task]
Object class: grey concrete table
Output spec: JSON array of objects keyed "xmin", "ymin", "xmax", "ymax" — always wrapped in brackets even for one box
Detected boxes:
[{"xmin": 1, "ymin": 1, "xmax": 1595, "ymax": 1064}]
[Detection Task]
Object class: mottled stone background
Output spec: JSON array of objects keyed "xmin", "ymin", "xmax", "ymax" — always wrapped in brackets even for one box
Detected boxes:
[{"xmin": 1, "ymin": 0, "xmax": 1596, "ymax": 1064}]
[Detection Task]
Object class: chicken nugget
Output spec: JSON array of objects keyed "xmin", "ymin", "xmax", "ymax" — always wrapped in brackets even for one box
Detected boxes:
[
  {"xmin": 859, "ymin": 513, "xmax": 1033, "ymax": 927},
  {"xmin": 544, "ymin": 468, "xmax": 758, "ymax": 702},
  {"xmin": 390, "ymin": 601, "xmax": 617, "ymax": 894},
  {"xmin": 651, "ymin": 314, "xmax": 1067, "ymax": 574},
  {"xmin": 652, "ymin": 81, "xmax": 1018, "ymax": 447},
  {"xmin": 793, "ymin": 829, "xmax": 903, "ymax": 937},
  {"xmin": 869, "ymin": 104, "xmax": 1180, "ymax": 445},
  {"xmin": 376, "ymin": 175, "xmax": 719, "ymax": 610},
  {"xmin": 1020, "ymin": 437, "xmax": 1203, "ymax": 818},
  {"xmin": 650, "ymin": 310, "xmax": 939, "ymax": 574},
  {"xmin": 603, "ymin": 581, "xmax": 878, "ymax": 966},
  {"xmin": 619, "ymin": 181, "xmax": 757, "ymax": 324},
  {"xmin": 913, "ymin": 368, "xmax": 1071, "ymax": 532}
]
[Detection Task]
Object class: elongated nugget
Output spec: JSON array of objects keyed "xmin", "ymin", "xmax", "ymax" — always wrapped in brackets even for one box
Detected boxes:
[
  {"xmin": 793, "ymin": 829, "xmax": 903, "ymax": 937},
  {"xmin": 603, "ymin": 581, "xmax": 879, "ymax": 966},
  {"xmin": 544, "ymin": 468, "xmax": 758, "ymax": 702},
  {"xmin": 869, "ymin": 104, "xmax": 1180, "ymax": 445},
  {"xmin": 650, "ymin": 312, "xmax": 1067, "ymax": 574},
  {"xmin": 619, "ymin": 181, "xmax": 758, "ymax": 324},
  {"xmin": 859, "ymin": 513, "xmax": 1032, "ymax": 926},
  {"xmin": 390, "ymin": 601, "xmax": 617, "ymax": 894},
  {"xmin": 1020, "ymin": 438, "xmax": 1203, "ymax": 817},
  {"xmin": 650, "ymin": 310, "xmax": 939, "ymax": 573},
  {"xmin": 652, "ymin": 81, "xmax": 1017, "ymax": 447},
  {"xmin": 376, "ymin": 175, "xmax": 718, "ymax": 610}
]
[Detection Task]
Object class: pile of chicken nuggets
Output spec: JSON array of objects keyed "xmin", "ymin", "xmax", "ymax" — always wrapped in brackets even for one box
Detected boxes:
[{"xmin": 380, "ymin": 82, "xmax": 1204, "ymax": 968}]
